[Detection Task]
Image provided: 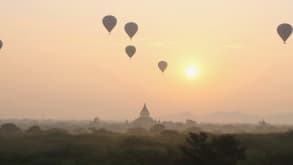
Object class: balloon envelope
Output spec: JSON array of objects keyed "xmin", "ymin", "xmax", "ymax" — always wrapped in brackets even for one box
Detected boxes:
[
  {"xmin": 103, "ymin": 15, "xmax": 117, "ymax": 33},
  {"xmin": 0, "ymin": 40, "xmax": 2, "ymax": 50},
  {"xmin": 125, "ymin": 45, "xmax": 136, "ymax": 58},
  {"xmin": 158, "ymin": 61, "xmax": 168, "ymax": 73},
  {"xmin": 277, "ymin": 23, "xmax": 292, "ymax": 44},
  {"xmin": 125, "ymin": 22, "xmax": 138, "ymax": 39}
]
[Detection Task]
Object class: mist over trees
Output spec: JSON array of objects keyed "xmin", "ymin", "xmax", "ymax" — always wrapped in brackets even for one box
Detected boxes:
[{"xmin": 0, "ymin": 122, "xmax": 293, "ymax": 165}]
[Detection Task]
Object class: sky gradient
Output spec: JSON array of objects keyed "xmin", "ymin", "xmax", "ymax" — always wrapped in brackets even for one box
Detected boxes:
[{"xmin": 0, "ymin": 0, "xmax": 293, "ymax": 120}]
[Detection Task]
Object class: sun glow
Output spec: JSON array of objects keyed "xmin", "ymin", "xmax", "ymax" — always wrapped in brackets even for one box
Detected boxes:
[{"xmin": 185, "ymin": 66, "xmax": 199, "ymax": 78}]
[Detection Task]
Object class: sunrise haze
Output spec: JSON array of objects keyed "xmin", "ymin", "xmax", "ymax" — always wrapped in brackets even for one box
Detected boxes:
[{"xmin": 0, "ymin": 0, "xmax": 293, "ymax": 121}]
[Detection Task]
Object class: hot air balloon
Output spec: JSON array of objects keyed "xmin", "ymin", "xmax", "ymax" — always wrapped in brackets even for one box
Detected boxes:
[
  {"xmin": 277, "ymin": 23, "xmax": 292, "ymax": 44},
  {"xmin": 125, "ymin": 45, "xmax": 136, "ymax": 59},
  {"xmin": 0, "ymin": 40, "xmax": 2, "ymax": 50},
  {"xmin": 158, "ymin": 61, "xmax": 168, "ymax": 73},
  {"xmin": 103, "ymin": 15, "xmax": 117, "ymax": 34},
  {"xmin": 125, "ymin": 22, "xmax": 138, "ymax": 39}
]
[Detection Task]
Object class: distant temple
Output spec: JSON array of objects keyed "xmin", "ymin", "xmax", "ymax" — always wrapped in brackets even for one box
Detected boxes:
[
  {"xmin": 131, "ymin": 104, "xmax": 156, "ymax": 129},
  {"xmin": 258, "ymin": 119, "xmax": 270, "ymax": 127}
]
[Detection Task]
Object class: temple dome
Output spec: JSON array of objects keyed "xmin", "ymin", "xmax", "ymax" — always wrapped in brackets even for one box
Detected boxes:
[{"xmin": 131, "ymin": 104, "xmax": 156, "ymax": 129}]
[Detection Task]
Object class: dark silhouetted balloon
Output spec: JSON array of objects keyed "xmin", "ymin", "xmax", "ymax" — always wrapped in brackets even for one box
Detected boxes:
[
  {"xmin": 158, "ymin": 61, "xmax": 168, "ymax": 73},
  {"xmin": 103, "ymin": 15, "xmax": 117, "ymax": 34},
  {"xmin": 0, "ymin": 40, "xmax": 3, "ymax": 50},
  {"xmin": 125, "ymin": 22, "xmax": 138, "ymax": 39},
  {"xmin": 277, "ymin": 23, "xmax": 292, "ymax": 44},
  {"xmin": 125, "ymin": 45, "xmax": 136, "ymax": 59}
]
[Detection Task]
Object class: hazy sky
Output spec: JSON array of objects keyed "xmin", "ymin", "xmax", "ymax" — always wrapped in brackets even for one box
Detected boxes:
[{"xmin": 0, "ymin": 0, "xmax": 293, "ymax": 120}]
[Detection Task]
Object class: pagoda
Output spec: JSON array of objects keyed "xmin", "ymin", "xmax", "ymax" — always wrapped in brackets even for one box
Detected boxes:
[{"xmin": 131, "ymin": 104, "xmax": 156, "ymax": 129}]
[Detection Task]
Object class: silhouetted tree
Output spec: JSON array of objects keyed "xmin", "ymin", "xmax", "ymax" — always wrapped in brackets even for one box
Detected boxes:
[
  {"xmin": 26, "ymin": 125, "xmax": 42, "ymax": 134},
  {"xmin": 0, "ymin": 123, "xmax": 22, "ymax": 135},
  {"xmin": 181, "ymin": 132, "xmax": 246, "ymax": 165}
]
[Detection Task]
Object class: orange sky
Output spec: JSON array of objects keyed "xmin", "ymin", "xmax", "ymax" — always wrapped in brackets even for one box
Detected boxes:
[{"xmin": 0, "ymin": 0, "xmax": 293, "ymax": 120}]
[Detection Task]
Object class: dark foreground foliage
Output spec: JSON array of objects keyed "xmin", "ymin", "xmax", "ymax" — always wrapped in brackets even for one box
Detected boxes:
[
  {"xmin": 181, "ymin": 132, "xmax": 246, "ymax": 165},
  {"xmin": 0, "ymin": 125, "xmax": 293, "ymax": 165}
]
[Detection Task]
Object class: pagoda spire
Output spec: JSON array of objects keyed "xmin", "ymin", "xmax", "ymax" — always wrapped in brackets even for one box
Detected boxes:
[{"xmin": 140, "ymin": 103, "xmax": 150, "ymax": 117}]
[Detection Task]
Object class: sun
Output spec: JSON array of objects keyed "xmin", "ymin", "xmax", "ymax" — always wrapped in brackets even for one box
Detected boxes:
[{"xmin": 185, "ymin": 66, "xmax": 199, "ymax": 78}]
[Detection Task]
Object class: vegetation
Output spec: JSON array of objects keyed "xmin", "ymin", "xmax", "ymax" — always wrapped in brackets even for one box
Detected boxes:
[
  {"xmin": 181, "ymin": 132, "xmax": 246, "ymax": 165},
  {"xmin": 0, "ymin": 123, "xmax": 293, "ymax": 165}
]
